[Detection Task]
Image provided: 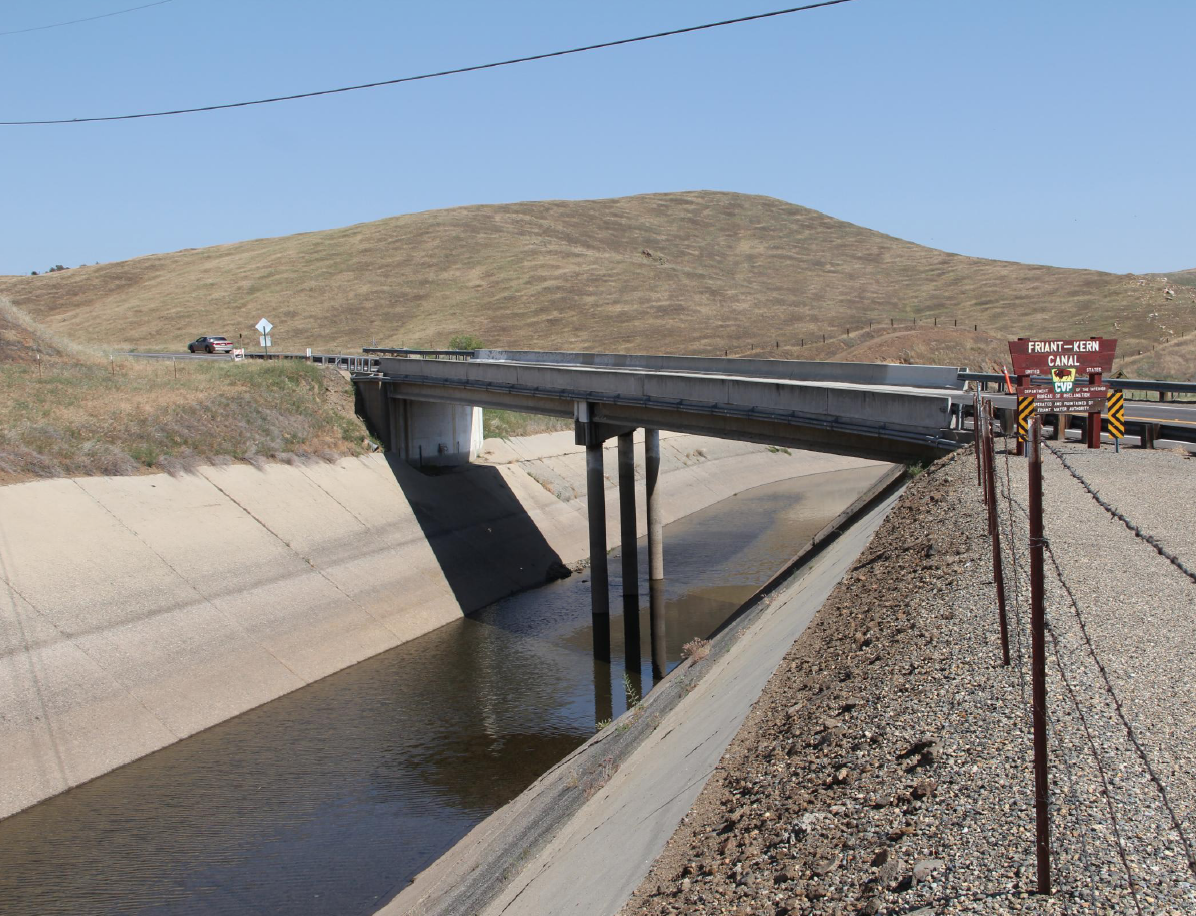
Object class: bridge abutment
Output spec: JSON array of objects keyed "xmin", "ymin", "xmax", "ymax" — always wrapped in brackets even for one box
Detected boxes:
[{"xmin": 382, "ymin": 397, "xmax": 476, "ymax": 468}]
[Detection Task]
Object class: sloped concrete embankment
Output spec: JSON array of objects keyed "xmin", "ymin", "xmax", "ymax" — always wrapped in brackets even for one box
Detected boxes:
[{"xmin": 0, "ymin": 432, "xmax": 881, "ymax": 820}]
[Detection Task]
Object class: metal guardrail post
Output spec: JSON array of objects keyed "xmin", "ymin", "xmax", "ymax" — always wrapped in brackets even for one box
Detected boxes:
[
  {"xmin": 983, "ymin": 403, "xmax": 1010, "ymax": 666},
  {"xmin": 975, "ymin": 392, "xmax": 983, "ymax": 487}
]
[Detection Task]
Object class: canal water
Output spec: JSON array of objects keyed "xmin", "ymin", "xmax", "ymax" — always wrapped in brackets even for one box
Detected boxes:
[{"xmin": 0, "ymin": 463, "xmax": 888, "ymax": 916}]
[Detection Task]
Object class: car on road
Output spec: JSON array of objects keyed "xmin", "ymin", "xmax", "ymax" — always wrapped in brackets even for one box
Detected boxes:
[{"xmin": 188, "ymin": 336, "xmax": 234, "ymax": 354}]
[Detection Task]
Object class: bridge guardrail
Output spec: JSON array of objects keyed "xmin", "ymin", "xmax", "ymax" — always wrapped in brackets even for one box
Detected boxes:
[
  {"xmin": 361, "ymin": 348, "xmax": 475, "ymax": 361},
  {"xmin": 959, "ymin": 370, "xmax": 1196, "ymax": 400}
]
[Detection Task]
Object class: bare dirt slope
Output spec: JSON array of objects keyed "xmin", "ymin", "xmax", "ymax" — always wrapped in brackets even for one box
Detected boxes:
[{"xmin": 1, "ymin": 192, "xmax": 1191, "ymax": 372}]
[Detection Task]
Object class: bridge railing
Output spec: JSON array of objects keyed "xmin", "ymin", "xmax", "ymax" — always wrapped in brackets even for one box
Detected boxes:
[{"xmin": 361, "ymin": 348, "xmax": 475, "ymax": 361}]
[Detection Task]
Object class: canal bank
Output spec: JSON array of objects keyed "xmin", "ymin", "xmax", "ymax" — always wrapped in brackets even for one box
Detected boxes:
[
  {"xmin": 389, "ymin": 465, "xmax": 906, "ymax": 916},
  {"xmin": 0, "ymin": 431, "xmax": 880, "ymax": 820}
]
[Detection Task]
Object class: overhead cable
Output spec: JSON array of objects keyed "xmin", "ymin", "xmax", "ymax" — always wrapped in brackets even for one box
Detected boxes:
[
  {"xmin": 0, "ymin": 0, "xmax": 177, "ymax": 37},
  {"xmin": 1, "ymin": 0, "xmax": 859, "ymax": 126}
]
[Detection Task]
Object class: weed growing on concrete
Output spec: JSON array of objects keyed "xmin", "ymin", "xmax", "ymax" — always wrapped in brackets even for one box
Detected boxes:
[
  {"xmin": 622, "ymin": 672, "xmax": 640, "ymax": 707},
  {"xmin": 766, "ymin": 445, "xmax": 792, "ymax": 455},
  {"xmin": 681, "ymin": 637, "xmax": 711, "ymax": 663},
  {"xmin": 595, "ymin": 718, "xmax": 612, "ymax": 732}
]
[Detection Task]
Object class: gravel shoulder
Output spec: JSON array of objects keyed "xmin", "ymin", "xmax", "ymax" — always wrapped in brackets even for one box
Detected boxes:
[{"xmin": 620, "ymin": 443, "xmax": 1196, "ymax": 916}]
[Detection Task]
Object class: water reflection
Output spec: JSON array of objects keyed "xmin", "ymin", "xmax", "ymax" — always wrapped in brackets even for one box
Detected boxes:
[{"xmin": 0, "ymin": 464, "xmax": 888, "ymax": 916}]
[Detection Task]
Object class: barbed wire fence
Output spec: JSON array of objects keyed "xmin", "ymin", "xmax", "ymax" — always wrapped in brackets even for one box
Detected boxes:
[{"xmin": 978, "ymin": 410, "xmax": 1196, "ymax": 908}]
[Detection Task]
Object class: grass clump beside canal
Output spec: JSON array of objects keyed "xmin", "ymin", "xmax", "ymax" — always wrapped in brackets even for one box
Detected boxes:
[
  {"xmin": 0, "ymin": 351, "xmax": 372, "ymax": 483},
  {"xmin": 483, "ymin": 408, "xmax": 573, "ymax": 440}
]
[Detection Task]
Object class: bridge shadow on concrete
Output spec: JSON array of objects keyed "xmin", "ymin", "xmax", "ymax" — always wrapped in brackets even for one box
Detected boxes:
[{"xmin": 384, "ymin": 454, "xmax": 571, "ymax": 616}]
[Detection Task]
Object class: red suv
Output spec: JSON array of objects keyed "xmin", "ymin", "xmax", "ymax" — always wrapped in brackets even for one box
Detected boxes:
[{"xmin": 188, "ymin": 336, "xmax": 234, "ymax": 354}]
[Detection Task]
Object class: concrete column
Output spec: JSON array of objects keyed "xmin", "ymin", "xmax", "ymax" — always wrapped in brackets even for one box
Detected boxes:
[
  {"xmin": 592, "ymin": 657, "xmax": 613, "ymax": 729},
  {"xmin": 649, "ymin": 579, "xmax": 667, "ymax": 682},
  {"xmin": 586, "ymin": 445, "xmax": 610, "ymax": 661},
  {"xmin": 645, "ymin": 429, "xmax": 667, "ymax": 682},
  {"xmin": 387, "ymin": 395, "xmax": 403, "ymax": 456},
  {"xmin": 618, "ymin": 433, "xmax": 641, "ymax": 674},
  {"xmin": 645, "ymin": 429, "xmax": 664, "ymax": 581}
]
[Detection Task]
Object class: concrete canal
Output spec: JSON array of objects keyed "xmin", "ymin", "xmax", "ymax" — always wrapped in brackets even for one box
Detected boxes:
[{"xmin": 0, "ymin": 464, "xmax": 889, "ymax": 916}]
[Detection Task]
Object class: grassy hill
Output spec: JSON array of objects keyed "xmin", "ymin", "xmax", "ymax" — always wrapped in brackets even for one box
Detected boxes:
[{"xmin": 2, "ymin": 191, "xmax": 1193, "ymax": 376}]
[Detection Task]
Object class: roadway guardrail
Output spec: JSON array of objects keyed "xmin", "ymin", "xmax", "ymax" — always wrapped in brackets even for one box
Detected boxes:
[{"xmin": 959, "ymin": 370, "xmax": 1196, "ymax": 400}]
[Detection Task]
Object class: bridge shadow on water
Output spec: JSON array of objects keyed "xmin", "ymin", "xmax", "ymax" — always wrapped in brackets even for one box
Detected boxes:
[{"xmin": 384, "ymin": 454, "xmax": 571, "ymax": 616}]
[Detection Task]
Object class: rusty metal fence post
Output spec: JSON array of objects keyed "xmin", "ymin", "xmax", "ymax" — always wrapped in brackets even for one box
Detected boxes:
[
  {"xmin": 1027, "ymin": 417, "xmax": 1052, "ymax": 894},
  {"xmin": 975, "ymin": 391, "xmax": 983, "ymax": 487},
  {"xmin": 983, "ymin": 403, "xmax": 1010, "ymax": 665}
]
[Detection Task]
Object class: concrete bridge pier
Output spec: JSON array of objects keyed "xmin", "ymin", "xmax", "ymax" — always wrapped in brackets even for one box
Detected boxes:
[
  {"xmin": 645, "ymin": 429, "xmax": 667, "ymax": 681},
  {"xmin": 618, "ymin": 434, "xmax": 642, "ymax": 691},
  {"xmin": 586, "ymin": 443, "xmax": 611, "ymax": 662}
]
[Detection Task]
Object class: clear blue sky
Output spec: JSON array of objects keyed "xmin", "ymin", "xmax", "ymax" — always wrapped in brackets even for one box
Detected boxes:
[{"xmin": 2, "ymin": 0, "xmax": 1193, "ymax": 277}]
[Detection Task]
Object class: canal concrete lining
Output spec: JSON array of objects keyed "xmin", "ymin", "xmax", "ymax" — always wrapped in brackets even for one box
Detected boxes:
[
  {"xmin": 0, "ymin": 434, "xmax": 880, "ymax": 821},
  {"xmin": 385, "ymin": 468, "xmax": 903, "ymax": 916}
]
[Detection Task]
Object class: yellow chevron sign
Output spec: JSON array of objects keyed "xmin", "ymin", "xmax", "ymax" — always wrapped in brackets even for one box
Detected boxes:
[
  {"xmin": 1107, "ymin": 390, "xmax": 1125, "ymax": 439},
  {"xmin": 1017, "ymin": 395, "xmax": 1036, "ymax": 441}
]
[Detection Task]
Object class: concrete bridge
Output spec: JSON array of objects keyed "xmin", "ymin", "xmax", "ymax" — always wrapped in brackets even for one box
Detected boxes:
[{"xmin": 355, "ymin": 350, "xmax": 965, "ymax": 669}]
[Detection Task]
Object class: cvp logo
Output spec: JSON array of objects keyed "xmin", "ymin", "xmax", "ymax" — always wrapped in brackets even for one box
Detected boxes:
[{"xmin": 1051, "ymin": 366, "xmax": 1077, "ymax": 393}]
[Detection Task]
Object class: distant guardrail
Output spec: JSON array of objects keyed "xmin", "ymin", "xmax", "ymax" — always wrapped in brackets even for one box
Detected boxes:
[
  {"xmin": 361, "ymin": 348, "xmax": 475, "ymax": 360},
  {"xmin": 959, "ymin": 370, "xmax": 1196, "ymax": 400},
  {"xmin": 124, "ymin": 351, "xmax": 383, "ymax": 373}
]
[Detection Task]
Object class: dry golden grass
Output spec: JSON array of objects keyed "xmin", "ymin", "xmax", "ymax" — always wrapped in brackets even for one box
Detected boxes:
[
  {"xmin": 1118, "ymin": 333, "xmax": 1196, "ymax": 381},
  {"xmin": 0, "ymin": 296, "xmax": 100, "ymax": 363},
  {"xmin": 2, "ymin": 192, "xmax": 1192, "ymax": 377},
  {"xmin": 0, "ymin": 353, "xmax": 370, "ymax": 484}
]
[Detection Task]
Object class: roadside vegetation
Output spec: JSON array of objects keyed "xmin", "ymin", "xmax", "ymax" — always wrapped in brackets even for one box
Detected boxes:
[
  {"xmin": 1, "ymin": 299, "xmax": 370, "ymax": 484},
  {"xmin": 481, "ymin": 409, "xmax": 572, "ymax": 440}
]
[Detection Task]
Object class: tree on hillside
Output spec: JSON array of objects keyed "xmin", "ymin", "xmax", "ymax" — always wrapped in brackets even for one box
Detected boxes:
[{"xmin": 448, "ymin": 334, "xmax": 484, "ymax": 351}]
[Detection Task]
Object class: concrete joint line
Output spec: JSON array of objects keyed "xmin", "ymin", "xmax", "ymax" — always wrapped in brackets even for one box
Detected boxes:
[
  {"xmin": 197, "ymin": 470, "xmax": 395, "ymax": 639},
  {"xmin": 636, "ymin": 765, "xmax": 721, "ymax": 826},
  {"xmin": 295, "ymin": 465, "xmax": 372, "ymax": 531},
  {"xmin": 0, "ymin": 551, "xmax": 73, "ymax": 790},
  {"xmin": 71, "ymin": 479, "xmax": 307, "ymax": 688}
]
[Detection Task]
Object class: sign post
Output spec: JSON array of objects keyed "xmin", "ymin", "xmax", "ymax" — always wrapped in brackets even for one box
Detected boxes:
[
  {"xmin": 1008, "ymin": 338, "xmax": 1116, "ymax": 452},
  {"xmin": 1107, "ymin": 390, "xmax": 1125, "ymax": 452},
  {"xmin": 982, "ymin": 402, "xmax": 1010, "ymax": 666},
  {"xmin": 255, "ymin": 318, "xmax": 274, "ymax": 359}
]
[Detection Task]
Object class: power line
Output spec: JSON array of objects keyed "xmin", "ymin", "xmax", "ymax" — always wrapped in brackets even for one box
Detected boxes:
[
  {"xmin": 0, "ymin": 0, "xmax": 177, "ymax": 37},
  {"xmin": 1, "ymin": 0, "xmax": 859, "ymax": 126}
]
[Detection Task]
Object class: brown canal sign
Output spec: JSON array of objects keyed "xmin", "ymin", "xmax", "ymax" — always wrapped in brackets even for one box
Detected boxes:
[
  {"xmin": 1008, "ymin": 337, "xmax": 1117, "ymax": 451},
  {"xmin": 1008, "ymin": 337, "xmax": 1116, "ymax": 377}
]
